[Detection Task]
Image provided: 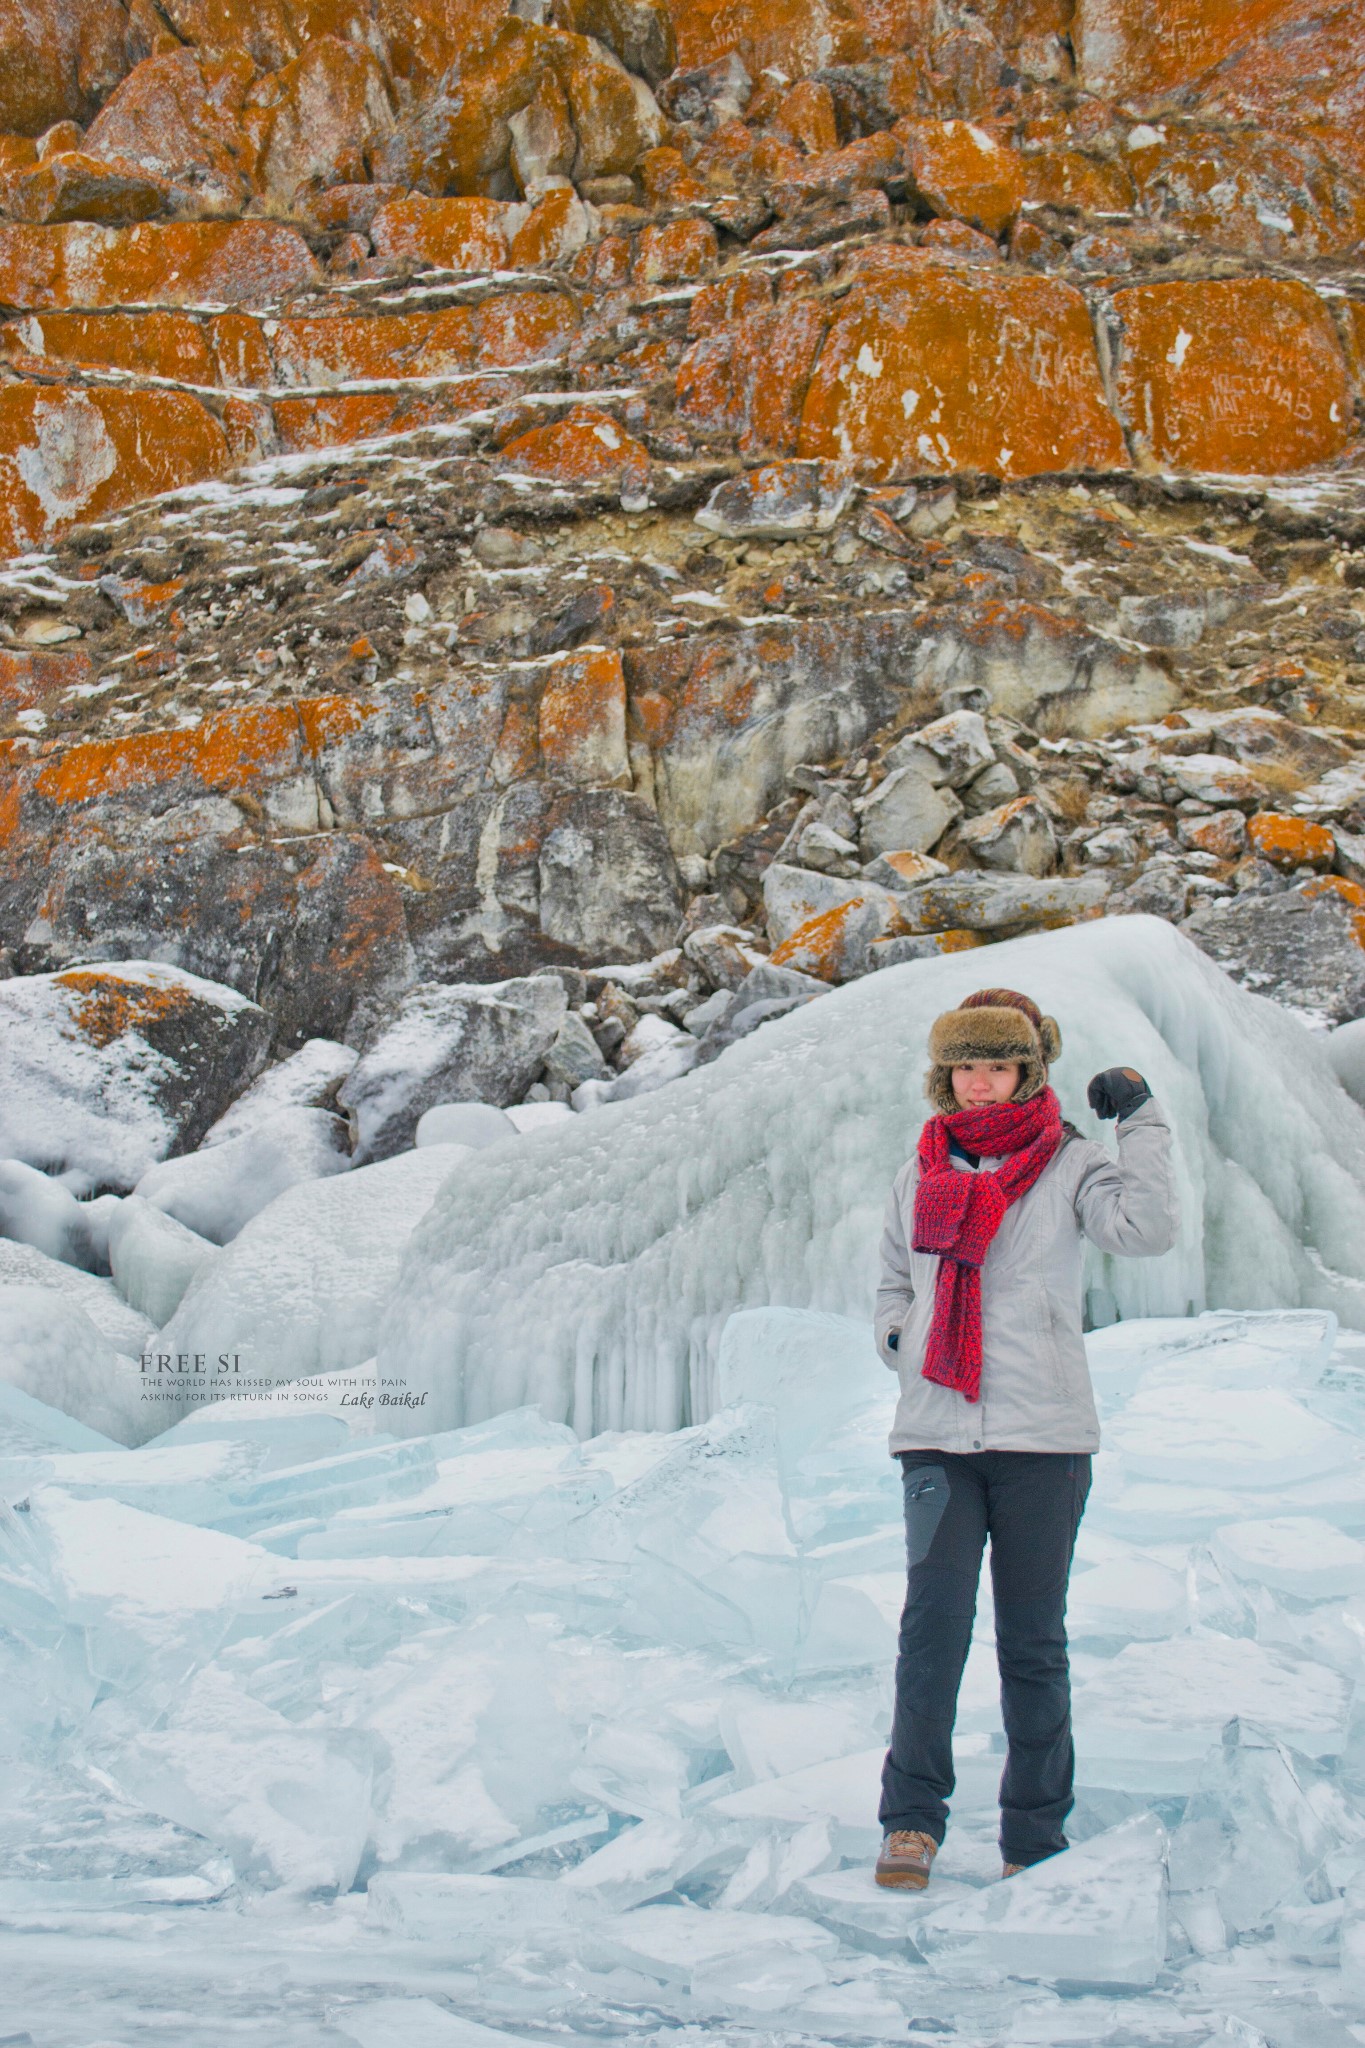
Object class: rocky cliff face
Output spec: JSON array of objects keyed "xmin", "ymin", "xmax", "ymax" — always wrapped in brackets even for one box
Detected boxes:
[{"xmin": 1, "ymin": 0, "xmax": 1363, "ymax": 1077}]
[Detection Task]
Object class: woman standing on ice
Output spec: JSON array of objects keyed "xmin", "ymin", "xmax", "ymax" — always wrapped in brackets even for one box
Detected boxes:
[{"xmin": 872, "ymin": 987, "xmax": 1176, "ymax": 1892}]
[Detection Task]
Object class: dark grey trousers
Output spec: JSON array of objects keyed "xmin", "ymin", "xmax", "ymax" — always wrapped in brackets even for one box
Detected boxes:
[{"xmin": 878, "ymin": 1448, "xmax": 1091, "ymax": 1868}]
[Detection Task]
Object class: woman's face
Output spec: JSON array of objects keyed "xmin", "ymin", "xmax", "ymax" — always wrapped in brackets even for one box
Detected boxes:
[{"xmin": 951, "ymin": 1060, "xmax": 1022, "ymax": 1108}]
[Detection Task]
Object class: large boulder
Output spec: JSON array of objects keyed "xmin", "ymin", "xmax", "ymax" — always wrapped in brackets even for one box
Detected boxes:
[
  {"xmin": 1112, "ymin": 279, "xmax": 1353, "ymax": 474},
  {"xmin": 798, "ymin": 270, "xmax": 1127, "ymax": 480},
  {"xmin": 0, "ymin": 1235, "xmax": 153, "ymax": 1357},
  {"xmin": 0, "ymin": 219, "xmax": 320, "ymax": 310},
  {"xmin": 248, "ymin": 36, "xmax": 396, "ymax": 214},
  {"xmin": 0, "ymin": 961, "xmax": 270, "ymax": 1192},
  {"xmin": 1183, "ymin": 888, "xmax": 1365, "ymax": 1028},
  {"xmin": 81, "ymin": 49, "xmax": 256, "ymax": 216},
  {"xmin": 0, "ymin": 384, "xmax": 230, "ymax": 554},
  {"xmin": 856, "ymin": 766, "xmax": 961, "ymax": 860},
  {"xmin": 0, "ymin": 1285, "xmax": 147, "ymax": 1445},
  {"xmin": 0, "ymin": 0, "xmax": 128, "ymax": 135},
  {"xmin": 132, "ymin": 1107, "xmax": 351, "ymax": 1245},
  {"xmin": 340, "ymin": 975, "xmax": 569, "ymax": 1161}
]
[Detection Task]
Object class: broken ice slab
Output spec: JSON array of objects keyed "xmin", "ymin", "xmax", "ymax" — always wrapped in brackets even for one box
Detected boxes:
[
  {"xmin": 1105, "ymin": 1383, "xmax": 1357, "ymax": 1487},
  {"xmin": 155, "ymin": 1404, "xmax": 358, "ymax": 1468},
  {"xmin": 203, "ymin": 1434, "xmax": 443, "ymax": 1539},
  {"xmin": 26, "ymin": 1487, "xmax": 290, "ymax": 1659},
  {"xmin": 1211, "ymin": 1515, "xmax": 1365, "ymax": 1599},
  {"xmin": 1072, "ymin": 1636, "xmax": 1351, "ymax": 1794},
  {"xmin": 592, "ymin": 1900, "xmax": 838, "ymax": 1998},
  {"xmin": 93, "ymin": 1664, "xmax": 373, "ymax": 1894},
  {"xmin": 792, "ymin": 1867, "xmax": 978, "ymax": 1956},
  {"xmin": 797, "ymin": 1568, "xmax": 903, "ymax": 1670},
  {"xmin": 1342, "ymin": 1883, "xmax": 1365, "ymax": 2006},
  {"xmin": 714, "ymin": 1307, "xmax": 889, "ymax": 1467},
  {"xmin": 366, "ymin": 1871, "xmax": 587, "ymax": 1951},
  {"xmin": 559, "ymin": 1817, "xmax": 735, "ymax": 1909},
  {"xmin": 1063, "ymin": 1553, "xmax": 1189, "ymax": 1642},
  {"xmin": 1274, "ymin": 1896, "xmax": 1343, "ymax": 1965},
  {"xmin": 716, "ymin": 1695, "xmax": 883, "ymax": 1786},
  {"xmin": 914, "ymin": 1814, "xmax": 1168, "ymax": 1988},
  {"xmin": 295, "ymin": 1411, "xmax": 605, "ymax": 1560},
  {"xmin": 0, "ymin": 1381, "xmax": 123, "ymax": 1459},
  {"xmin": 332, "ymin": 2001, "xmax": 544, "ymax": 2048},
  {"xmin": 704, "ymin": 1746, "xmax": 884, "ymax": 1857},
  {"xmin": 1087, "ymin": 1454, "xmax": 1365, "ymax": 1542},
  {"xmin": 0, "ymin": 1866, "xmax": 232, "ymax": 1914},
  {"xmin": 1168, "ymin": 1718, "xmax": 1349, "ymax": 1938}
]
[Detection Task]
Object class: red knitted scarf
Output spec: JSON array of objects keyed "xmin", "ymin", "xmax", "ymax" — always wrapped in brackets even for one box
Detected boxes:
[{"xmin": 912, "ymin": 1087, "xmax": 1064, "ymax": 1403}]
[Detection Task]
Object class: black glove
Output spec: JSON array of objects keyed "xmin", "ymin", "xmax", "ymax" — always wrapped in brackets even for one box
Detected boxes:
[{"xmin": 1087, "ymin": 1067, "xmax": 1152, "ymax": 1121}]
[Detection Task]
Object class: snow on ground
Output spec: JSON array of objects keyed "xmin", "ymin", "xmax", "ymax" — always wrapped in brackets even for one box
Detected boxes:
[
  {"xmin": 379, "ymin": 916, "xmax": 1365, "ymax": 1437},
  {"xmin": 0, "ymin": 1306, "xmax": 1363, "ymax": 2046}
]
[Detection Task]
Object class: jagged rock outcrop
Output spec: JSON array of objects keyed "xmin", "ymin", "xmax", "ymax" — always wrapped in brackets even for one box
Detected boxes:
[{"xmin": 0, "ymin": 0, "xmax": 1361, "ymax": 1051}]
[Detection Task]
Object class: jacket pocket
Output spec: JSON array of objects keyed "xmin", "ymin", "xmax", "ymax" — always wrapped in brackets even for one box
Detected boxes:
[{"xmin": 1042, "ymin": 1288, "xmax": 1081, "ymax": 1399}]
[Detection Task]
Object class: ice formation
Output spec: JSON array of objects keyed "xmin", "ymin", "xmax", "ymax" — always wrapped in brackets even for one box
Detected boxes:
[
  {"xmin": 0, "ymin": 1304, "xmax": 1361, "ymax": 2045},
  {"xmin": 153, "ymin": 1144, "xmax": 471, "ymax": 1407},
  {"xmin": 132, "ymin": 1106, "xmax": 351, "ymax": 1244},
  {"xmin": 379, "ymin": 917, "xmax": 1365, "ymax": 1436}
]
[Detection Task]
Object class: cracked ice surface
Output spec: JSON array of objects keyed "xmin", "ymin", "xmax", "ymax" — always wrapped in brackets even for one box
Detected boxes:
[{"xmin": 1, "ymin": 1307, "xmax": 1365, "ymax": 2045}]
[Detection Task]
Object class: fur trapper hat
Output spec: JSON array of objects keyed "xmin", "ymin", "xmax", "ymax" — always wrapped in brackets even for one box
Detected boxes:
[{"xmin": 925, "ymin": 986, "xmax": 1061, "ymax": 1116}]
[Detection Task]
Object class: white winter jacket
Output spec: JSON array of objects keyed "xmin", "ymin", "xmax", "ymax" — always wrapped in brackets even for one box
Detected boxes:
[{"xmin": 874, "ymin": 1099, "xmax": 1177, "ymax": 1455}]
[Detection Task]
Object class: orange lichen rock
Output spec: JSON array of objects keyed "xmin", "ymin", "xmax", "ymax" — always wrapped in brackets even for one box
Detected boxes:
[
  {"xmin": 0, "ymin": 310, "xmax": 220, "ymax": 382},
  {"xmin": 770, "ymin": 132, "xmax": 900, "ymax": 213},
  {"xmin": 555, "ymin": 0, "xmax": 676, "ymax": 84},
  {"xmin": 798, "ymin": 270, "xmax": 1126, "ymax": 480},
  {"xmin": 508, "ymin": 185, "xmax": 590, "ymax": 268},
  {"xmin": 0, "ymin": 384, "xmax": 230, "ymax": 553},
  {"xmin": 919, "ymin": 216, "xmax": 1000, "ymax": 261},
  {"xmin": 208, "ymin": 310, "xmax": 273, "ymax": 384},
  {"xmin": 1246, "ymin": 811, "xmax": 1336, "ymax": 870},
  {"xmin": 0, "ymin": 646, "xmax": 94, "ymax": 722},
  {"xmin": 268, "ymin": 314, "xmax": 437, "ymax": 386},
  {"xmin": 1128, "ymin": 127, "xmax": 1365, "ymax": 262},
  {"xmin": 897, "ymin": 119, "xmax": 1024, "ymax": 236},
  {"xmin": 1112, "ymin": 278, "xmax": 1353, "ymax": 473},
  {"xmin": 1019, "ymin": 146, "xmax": 1134, "ymax": 214},
  {"xmin": 0, "ymin": 219, "xmax": 320, "ymax": 310},
  {"xmin": 0, "ymin": 0, "xmax": 129, "ymax": 136},
  {"xmin": 770, "ymin": 895, "xmax": 902, "ymax": 982},
  {"xmin": 498, "ymin": 405, "xmax": 649, "ymax": 493},
  {"xmin": 632, "ymin": 216, "xmax": 718, "ymax": 284},
  {"xmin": 677, "ymin": 291, "xmax": 830, "ymax": 456},
  {"xmin": 0, "ymin": 151, "xmax": 170, "ymax": 225},
  {"xmin": 771, "ymin": 79, "xmax": 841, "ymax": 155},
  {"xmin": 28, "ymin": 697, "xmax": 376, "ymax": 813},
  {"xmin": 370, "ymin": 195, "xmax": 516, "ymax": 273},
  {"xmin": 271, "ymin": 390, "xmax": 444, "ymax": 452},
  {"xmin": 82, "ymin": 50, "xmax": 257, "ymax": 217},
  {"xmin": 1299, "ymin": 875, "xmax": 1365, "ymax": 948},
  {"xmin": 668, "ymin": 0, "xmax": 872, "ymax": 76},
  {"xmin": 637, "ymin": 145, "xmax": 709, "ymax": 208},
  {"xmin": 538, "ymin": 647, "xmax": 630, "ymax": 785},
  {"xmin": 1072, "ymin": 0, "xmax": 1301, "ymax": 102},
  {"xmin": 247, "ymin": 36, "xmax": 396, "ymax": 214},
  {"xmin": 54, "ymin": 965, "xmax": 205, "ymax": 1048},
  {"xmin": 475, "ymin": 291, "xmax": 578, "ymax": 368}
]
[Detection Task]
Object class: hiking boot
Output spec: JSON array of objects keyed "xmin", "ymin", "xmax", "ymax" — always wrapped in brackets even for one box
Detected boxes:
[
  {"xmin": 875, "ymin": 1829, "xmax": 937, "ymax": 1889},
  {"xmin": 1002, "ymin": 1861, "xmax": 1025, "ymax": 1878}
]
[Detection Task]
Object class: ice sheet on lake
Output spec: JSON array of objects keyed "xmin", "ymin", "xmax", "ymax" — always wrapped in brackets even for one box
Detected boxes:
[
  {"xmin": 0, "ymin": 1303, "xmax": 1361, "ymax": 2043},
  {"xmin": 377, "ymin": 918, "xmax": 1365, "ymax": 1437}
]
